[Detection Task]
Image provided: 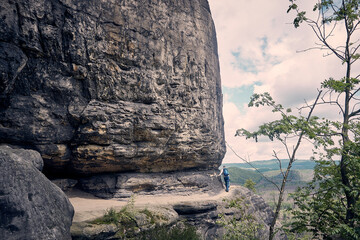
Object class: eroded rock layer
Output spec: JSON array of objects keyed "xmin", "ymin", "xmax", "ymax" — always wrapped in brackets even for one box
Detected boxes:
[
  {"xmin": 75, "ymin": 170, "xmax": 224, "ymax": 198},
  {"xmin": 0, "ymin": 0, "xmax": 225, "ymax": 175}
]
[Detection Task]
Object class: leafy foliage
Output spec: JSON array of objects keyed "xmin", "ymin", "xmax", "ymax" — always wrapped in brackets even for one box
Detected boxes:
[
  {"xmin": 140, "ymin": 223, "xmax": 200, "ymax": 240},
  {"xmin": 236, "ymin": 90, "xmax": 323, "ymax": 240},
  {"xmin": 217, "ymin": 197, "xmax": 263, "ymax": 240},
  {"xmin": 236, "ymin": 92, "xmax": 330, "ymax": 145},
  {"xmin": 91, "ymin": 196, "xmax": 138, "ymax": 238},
  {"xmin": 234, "ymin": 1, "xmax": 360, "ymax": 239},
  {"xmin": 92, "ymin": 207, "xmax": 122, "ymax": 225},
  {"xmin": 286, "ymin": 0, "xmax": 360, "ymax": 238},
  {"xmin": 289, "ymin": 0, "xmax": 360, "ymax": 28},
  {"xmin": 289, "ymin": 157, "xmax": 360, "ymax": 239},
  {"xmin": 91, "ymin": 196, "xmax": 201, "ymax": 240},
  {"xmin": 322, "ymin": 77, "xmax": 360, "ymax": 93},
  {"xmin": 244, "ymin": 179, "xmax": 257, "ymax": 193},
  {"xmin": 92, "ymin": 196, "xmax": 136, "ymax": 226}
]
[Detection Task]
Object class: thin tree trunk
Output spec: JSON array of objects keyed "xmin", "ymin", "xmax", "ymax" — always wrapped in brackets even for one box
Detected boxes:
[
  {"xmin": 269, "ymin": 162, "xmax": 293, "ymax": 240},
  {"xmin": 340, "ymin": 47, "xmax": 357, "ymax": 226},
  {"xmin": 269, "ymin": 91, "xmax": 322, "ymax": 240}
]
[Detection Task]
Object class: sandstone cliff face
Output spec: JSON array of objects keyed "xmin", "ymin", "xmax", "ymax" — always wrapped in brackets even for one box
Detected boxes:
[{"xmin": 0, "ymin": 0, "xmax": 225, "ymax": 176}]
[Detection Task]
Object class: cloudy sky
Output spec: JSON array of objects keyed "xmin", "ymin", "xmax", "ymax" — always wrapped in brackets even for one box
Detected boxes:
[{"xmin": 207, "ymin": 1, "xmax": 358, "ymax": 163}]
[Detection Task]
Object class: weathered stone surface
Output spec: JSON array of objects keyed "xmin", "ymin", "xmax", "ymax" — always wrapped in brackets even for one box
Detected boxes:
[
  {"xmin": 0, "ymin": 145, "xmax": 74, "ymax": 240},
  {"xmin": 171, "ymin": 188, "xmax": 285, "ymax": 240},
  {"xmin": 0, "ymin": 144, "xmax": 44, "ymax": 171},
  {"xmin": 77, "ymin": 170, "xmax": 223, "ymax": 198},
  {"xmin": 173, "ymin": 200, "xmax": 218, "ymax": 215},
  {"xmin": 0, "ymin": 0, "xmax": 225, "ymax": 176},
  {"xmin": 71, "ymin": 206, "xmax": 180, "ymax": 240},
  {"xmin": 69, "ymin": 186, "xmax": 286, "ymax": 240},
  {"xmin": 71, "ymin": 223, "xmax": 118, "ymax": 240},
  {"xmin": 52, "ymin": 178, "xmax": 79, "ymax": 191}
]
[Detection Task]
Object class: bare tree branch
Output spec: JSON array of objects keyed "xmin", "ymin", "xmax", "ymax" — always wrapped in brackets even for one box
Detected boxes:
[
  {"xmin": 349, "ymin": 108, "xmax": 360, "ymax": 118},
  {"xmin": 350, "ymin": 87, "xmax": 360, "ymax": 100},
  {"xmin": 350, "ymin": 20, "xmax": 360, "ymax": 35},
  {"xmin": 319, "ymin": 90, "xmax": 345, "ymax": 115},
  {"xmin": 309, "ymin": 23, "xmax": 345, "ymax": 61},
  {"xmin": 350, "ymin": 101, "xmax": 360, "ymax": 115},
  {"xmin": 282, "ymin": 137, "xmax": 293, "ymax": 160},
  {"xmin": 273, "ymin": 150, "xmax": 285, "ymax": 178},
  {"xmin": 225, "ymin": 141, "xmax": 281, "ymax": 192},
  {"xmin": 324, "ymin": 21, "xmax": 338, "ymax": 41}
]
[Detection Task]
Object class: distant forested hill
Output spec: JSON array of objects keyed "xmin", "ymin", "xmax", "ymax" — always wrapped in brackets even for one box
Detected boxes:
[
  {"xmin": 221, "ymin": 159, "xmax": 319, "ymax": 190},
  {"xmin": 227, "ymin": 167, "xmax": 262, "ymax": 186},
  {"xmin": 222, "ymin": 159, "xmax": 317, "ymax": 172}
]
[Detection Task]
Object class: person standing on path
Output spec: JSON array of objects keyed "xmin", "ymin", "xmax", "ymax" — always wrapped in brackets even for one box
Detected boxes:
[{"xmin": 218, "ymin": 166, "xmax": 230, "ymax": 192}]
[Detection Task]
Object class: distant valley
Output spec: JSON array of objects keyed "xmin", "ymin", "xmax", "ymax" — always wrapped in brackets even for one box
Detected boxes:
[
  {"xmin": 221, "ymin": 159, "xmax": 317, "ymax": 190},
  {"xmin": 220, "ymin": 159, "xmax": 320, "ymax": 213}
]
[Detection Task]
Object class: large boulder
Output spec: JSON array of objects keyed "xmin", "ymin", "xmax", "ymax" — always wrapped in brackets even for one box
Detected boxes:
[
  {"xmin": 0, "ymin": 145, "xmax": 74, "ymax": 239},
  {"xmin": 0, "ymin": 0, "xmax": 225, "ymax": 176}
]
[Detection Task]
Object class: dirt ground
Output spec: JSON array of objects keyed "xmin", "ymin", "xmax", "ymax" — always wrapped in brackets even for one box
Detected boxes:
[{"xmin": 67, "ymin": 187, "xmax": 235, "ymax": 223}]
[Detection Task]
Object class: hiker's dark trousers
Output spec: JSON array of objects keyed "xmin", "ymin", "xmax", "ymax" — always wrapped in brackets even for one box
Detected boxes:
[{"xmin": 224, "ymin": 176, "xmax": 230, "ymax": 192}]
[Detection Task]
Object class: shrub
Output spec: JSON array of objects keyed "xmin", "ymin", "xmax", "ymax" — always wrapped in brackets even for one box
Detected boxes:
[
  {"xmin": 140, "ymin": 223, "xmax": 200, "ymax": 240},
  {"xmin": 91, "ymin": 196, "xmax": 138, "ymax": 238},
  {"xmin": 217, "ymin": 197, "xmax": 263, "ymax": 240}
]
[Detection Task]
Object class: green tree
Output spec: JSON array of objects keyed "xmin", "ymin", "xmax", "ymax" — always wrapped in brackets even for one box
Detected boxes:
[
  {"xmin": 244, "ymin": 178, "xmax": 257, "ymax": 193},
  {"xmin": 236, "ymin": 92, "xmax": 322, "ymax": 240},
  {"xmin": 287, "ymin": 0, "xmax": 360, "ymax": 239},
  {"xmin": 235, "ymin": 1, "xmax": 360, "ymax": 239}
]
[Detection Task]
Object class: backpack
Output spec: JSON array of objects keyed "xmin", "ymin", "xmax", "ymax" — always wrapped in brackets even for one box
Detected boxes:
[{"xmin": 223, "ymin": 168, "xmax": 229, "ymax": 176}]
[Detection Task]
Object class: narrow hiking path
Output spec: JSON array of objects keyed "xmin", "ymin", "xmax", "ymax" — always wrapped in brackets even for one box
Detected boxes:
[{"xmin": 67, "ymin": 187, "xmax": 238, "ymax": 223}]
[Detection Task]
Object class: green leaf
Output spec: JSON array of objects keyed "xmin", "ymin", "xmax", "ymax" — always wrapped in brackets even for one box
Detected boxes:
[{"xmin": 287, "ymin": 3, "xmax": 298, "ymax": 13}]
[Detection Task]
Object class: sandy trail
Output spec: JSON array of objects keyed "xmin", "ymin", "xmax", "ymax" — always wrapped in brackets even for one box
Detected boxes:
[{"xmin": 67, "ymin": 188, "xmax": 234, "ymax": 223}]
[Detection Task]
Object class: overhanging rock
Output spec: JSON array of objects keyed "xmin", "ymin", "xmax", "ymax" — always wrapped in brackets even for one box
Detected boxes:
[{"xmin": 0, "ymin": 0, "xmax": 225, "ymax": 176}]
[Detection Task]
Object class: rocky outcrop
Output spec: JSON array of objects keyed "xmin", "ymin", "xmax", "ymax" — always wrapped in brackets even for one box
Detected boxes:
[
  {"xmin": 69, "ymin": 187, "xmax": 286, "ymax": 240},
  {"xmin": 170, "ymin": 188, "xmax": 284, "ymax": 240},
  {"xmin": 76, "ymin": 170, "xmax": 223, "ymax": 198},
  {"xmin": 0, "ymin": 0, "xmax": 225, "ymax": 176},
  {"xmin": 0, "ymin": 145, "xmax": 74, "ymax": 239},
  {"xmin": 66, "ymin": 171, "xmax": 285, "ymax": 239}
]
